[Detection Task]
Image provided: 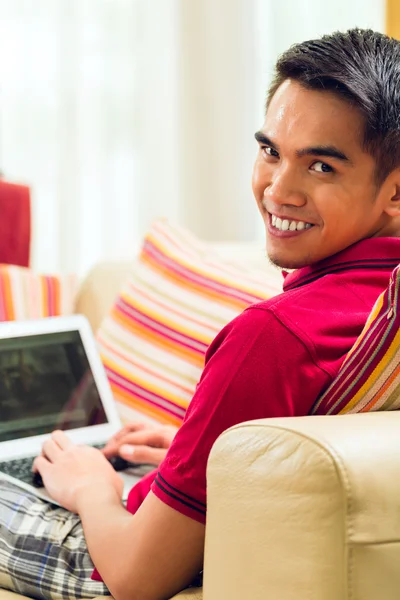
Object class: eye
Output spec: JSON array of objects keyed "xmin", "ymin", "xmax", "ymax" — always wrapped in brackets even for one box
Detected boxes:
[
  {"xmin": 311, "ymin": 161, "xmax": 334, "ymax": 173},
  {"xmin": 261, "ymin": 146, "xmax": 279, "ymax": 159}
]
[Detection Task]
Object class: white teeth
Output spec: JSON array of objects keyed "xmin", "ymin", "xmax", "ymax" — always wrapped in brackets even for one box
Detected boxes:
[
  {"xmin": 271, "ymin": 215, "xmax": 312, "ymax": 232},
  {"xmin": 281, "ymin": 219, "xmax": 289, "ymax": 231}
]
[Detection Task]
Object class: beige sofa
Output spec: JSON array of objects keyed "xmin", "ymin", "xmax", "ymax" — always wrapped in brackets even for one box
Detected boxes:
[{"xmin": 1, "ymin": 253, "xmax": 400, "ymax": 600}]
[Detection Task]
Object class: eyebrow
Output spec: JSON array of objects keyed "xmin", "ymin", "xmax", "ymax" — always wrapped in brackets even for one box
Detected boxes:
[{"xmin": 254, "ymin": 131, "xmax": 352, "ymax": 164}]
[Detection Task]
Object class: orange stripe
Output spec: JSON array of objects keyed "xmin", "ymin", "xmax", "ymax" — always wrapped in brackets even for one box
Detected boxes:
[
  {"xmin": 99, "ymin": 338, "xmax": 194, "ymax": 395},
  {"xmin": 141, "ymin": 252, "xmax": 261, "ymax": 310},
  {"xmin": 341, "ymin": 325, "xmax": 400, "ymax": 413},
  {"xmin": 40, "ymin": 277, "xmax": 48, "ymax": 316},
  {"xmin": 362, "ymin": 359, "xmax": 400, "ymax": 411},
  {"xmin": 126, "ymin": 281, "xmax": 222, "ymax": 332},
  {"xmin": 112, "ymin": 309, "xmax": 206, "ymax": 367},
  {"xmin": 120, "ymin": 291, "xmax": 215, "ymax": 345},
  {"xmin": 147, "ymin": 226, "xmax": 265, "ymax": 289},
  {"xmin": 2, "ymin": 270, "xmax": 15, "ymax": 320},
  {"xmin": 52, "ymin": 276, "xmax": 61, "ymax": 315},
  {"xmin": 112, "ymin": 384, "xmax": 184, "ymax": 427}
]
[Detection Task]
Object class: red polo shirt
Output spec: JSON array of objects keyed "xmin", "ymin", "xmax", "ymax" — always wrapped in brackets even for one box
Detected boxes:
[{"xmin": 142, "ymin": 237, "xmax": 400, "ymax": 524}]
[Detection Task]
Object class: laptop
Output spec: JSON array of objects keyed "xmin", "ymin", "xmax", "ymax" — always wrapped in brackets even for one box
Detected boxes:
[{"xmin": 0, "ymin": 314, "xmax": 152, "ymax": 505}]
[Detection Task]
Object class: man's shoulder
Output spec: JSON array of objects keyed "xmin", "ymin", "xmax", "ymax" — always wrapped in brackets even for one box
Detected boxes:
[
  {"xmin": 253, "ymin": 264, "xmax": 388, "ymax": 315},
  {"xmin": 211, "ymin": 264, "xmax": 392, "ymax": 368},
  {"xmin": 244, "ymin": 273, "xmax": 338, "ymax": 319},
  {"xmin": 224, "ymin": 275, "xmax": 340, "ymax": 335},
  {"xmin": 237, "ymin": 268, "xmax": 383, "ymax": 349}
]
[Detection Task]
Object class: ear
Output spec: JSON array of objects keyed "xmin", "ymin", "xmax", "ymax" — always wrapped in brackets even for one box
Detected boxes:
[{"xmin": 383, "ymin": 173, "xmax": 400, "ymax": 217}]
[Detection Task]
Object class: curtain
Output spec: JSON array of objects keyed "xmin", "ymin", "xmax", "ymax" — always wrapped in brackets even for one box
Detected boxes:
[
  {"xmin": 0, "ymin": 0, "xmax": 386, "ymax": 277},
  {"xmin": 0, "ymin": 0, "xmax": 138, "ymax": 276}
]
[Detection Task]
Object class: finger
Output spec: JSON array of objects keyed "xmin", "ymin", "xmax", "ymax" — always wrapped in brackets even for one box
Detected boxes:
[
  {"xmin": 101, "ymin": 442, "xmax": 119, "ymax": 459},
  {"xmin": 51, "ymin": 430, "xmax": 74, "ymax": 450},
  {"xmin": 102, "ymin": 421, "xmax": 162, "ymax": 458},
  {"xmin": 102, "ymin": 430, "xmax": 160, "ymax": 459},
  {"xmin": 102, "ymin": 430, "xmax": 165, "ymax": 459},
  {"xmin": 103, "ymin": 423, "xmax": 155, "ymax": 455},
  {"xmin": 115, "ymin": 430, "xmax": 166, "ymax": 448},
  {"xmin": 119, "ymin": 444, "xmax": 168, "ymax": 466},
  {"xmin": 32, "ymin": 455, "xmax": 51, "ymax": 475},
  {"xmin": 112, "ymin": 422, "xmax": 150, "ymax": 441},
  {"xmin": 104, "ymin": 426, "xmax": 140, "ymax": 449},
  {"xmin": 41, "ymin": 438, "xmax": 64, "ymax": 463}
]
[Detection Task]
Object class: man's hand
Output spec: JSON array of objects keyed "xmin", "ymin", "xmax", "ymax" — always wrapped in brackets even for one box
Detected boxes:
[
  {"xmin": 102, "ymin": 421, "xmax": 178, "ymax": 466},
  {"xmin": 33, "ymin": 430, "xmax": 124, "ymax": 513}
]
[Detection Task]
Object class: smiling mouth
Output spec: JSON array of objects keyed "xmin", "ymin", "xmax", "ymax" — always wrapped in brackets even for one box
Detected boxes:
[{"xmin": 270, "ymin": 214, "xmax": 314, "ymax": 232}]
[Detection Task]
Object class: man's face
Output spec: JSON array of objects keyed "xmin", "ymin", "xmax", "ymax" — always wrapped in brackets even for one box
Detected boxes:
[{"xmin": 252, "ymin": 79, "xmax": 392, "ymax": 269}]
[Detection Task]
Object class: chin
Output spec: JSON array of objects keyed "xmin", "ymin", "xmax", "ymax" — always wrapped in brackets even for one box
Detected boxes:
[{"xmin": 267, "ymin": 251, "xmax": 314, "ymax": 270}]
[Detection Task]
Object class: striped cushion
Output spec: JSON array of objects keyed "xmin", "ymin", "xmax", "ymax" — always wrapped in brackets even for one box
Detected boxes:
[
  {"xmin": 97, "ymin": 219, "xmax": 281, "ymax": 425},
  {"xmin": 311, "ymin": 264, "xmax": 400, "ymax": 415},
  {"xmin": 0, "ymin": 265, "xmax": 77, "ymax": 321}
]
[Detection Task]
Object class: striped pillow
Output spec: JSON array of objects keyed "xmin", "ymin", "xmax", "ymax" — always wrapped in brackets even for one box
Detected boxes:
[
  {"xmin": 97, "ymin": 219, "xmax": 281, "ymax": 426},
  {"xmin": 0, "ymin": 265, "xmax": 77, "ymax": 321},
  {"xmin": 311, "ymin": 264, "xmax": 400, "ymax": 415}
]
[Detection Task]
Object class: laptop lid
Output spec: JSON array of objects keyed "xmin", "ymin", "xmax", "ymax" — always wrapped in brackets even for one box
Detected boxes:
[{"xmin": 0, "ymin": 315, "xmax": 122, "ymax": 461}]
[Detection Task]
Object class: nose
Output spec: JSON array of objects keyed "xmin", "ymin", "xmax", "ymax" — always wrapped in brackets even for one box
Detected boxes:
[{"xmin": 263, "ymin": 165, "xmax": 307, "ymax": 209}]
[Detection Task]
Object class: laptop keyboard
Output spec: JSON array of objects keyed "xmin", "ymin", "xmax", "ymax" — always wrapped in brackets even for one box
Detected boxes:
[
  {"xmin": 0, "ymin": 450, "xmax": 137, "ymax": 489},
  {"xmin": 0, "ymin": 456, "xmax": 43, "ymax": 487}
]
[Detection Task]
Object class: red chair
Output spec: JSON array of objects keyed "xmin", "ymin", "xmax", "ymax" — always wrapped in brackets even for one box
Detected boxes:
[{"xmin": 0, "ymin": 179, "xmax": 30, "ymax": 267}]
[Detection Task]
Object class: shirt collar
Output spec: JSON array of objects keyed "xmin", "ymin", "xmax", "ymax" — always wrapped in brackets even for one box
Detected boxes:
[{"xmin": 283, "ymin": 237, "xmax": 400, "ymax": 292}]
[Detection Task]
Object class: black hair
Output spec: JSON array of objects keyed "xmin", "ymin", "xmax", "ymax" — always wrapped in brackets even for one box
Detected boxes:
[{"xmin": 267, "ymin": 28, "xmax": 400, "ymax": 183}]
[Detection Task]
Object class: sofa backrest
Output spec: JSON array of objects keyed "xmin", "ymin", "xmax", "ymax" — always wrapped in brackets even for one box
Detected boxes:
[{"xmin": 74, "ymin": 260, "xmax": 132, "ymax": 333}]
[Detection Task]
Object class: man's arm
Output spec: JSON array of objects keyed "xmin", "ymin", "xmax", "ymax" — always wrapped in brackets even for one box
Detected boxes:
[
  {"xmin": 34, "ymin": 431, "xmax": 204, "ymax": 600},
  {"xmin": 79, "ymin": 490, "xmax": 204, "ymax": 600}
]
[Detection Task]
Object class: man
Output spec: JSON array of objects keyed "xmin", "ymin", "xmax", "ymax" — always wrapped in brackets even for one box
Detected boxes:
[{"xmin": 2, "ymin": 27, "xmax": 400, "ymax": 600}]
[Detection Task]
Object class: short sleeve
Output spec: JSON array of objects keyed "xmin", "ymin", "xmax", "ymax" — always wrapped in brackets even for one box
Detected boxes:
[{"xmin": 150, "ymin": 306, "xmax": 331, "ymax": 523}]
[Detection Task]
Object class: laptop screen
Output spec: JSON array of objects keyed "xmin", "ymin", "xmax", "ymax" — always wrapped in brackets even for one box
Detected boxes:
[{"xmin": 0, "ymin": 330, "xmax": 108, "ymax": 443}]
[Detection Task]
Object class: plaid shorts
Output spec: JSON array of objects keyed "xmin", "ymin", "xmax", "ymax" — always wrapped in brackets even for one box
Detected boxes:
[{"xmin": 0, "ymin": 480, "xmax": 110, "ymax": 600}]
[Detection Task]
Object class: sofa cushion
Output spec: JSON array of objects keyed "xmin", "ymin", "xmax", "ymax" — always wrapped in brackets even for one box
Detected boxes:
[
  {"xmin": 97, "ymin": 219, "xmax": 281, "ymax": 425},
  {"xmin": 0, "ymin": 265, "xmax": 77, "ymax": 321},
  {"xmin": 311, "ymin": 263, "xmax": 400, "ymax": 414}
]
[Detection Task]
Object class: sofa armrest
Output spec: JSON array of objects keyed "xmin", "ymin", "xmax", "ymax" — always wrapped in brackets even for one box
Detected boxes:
[{"xmin": 204, "ymin": 412, "xmax": 400, "ymax": 600}]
